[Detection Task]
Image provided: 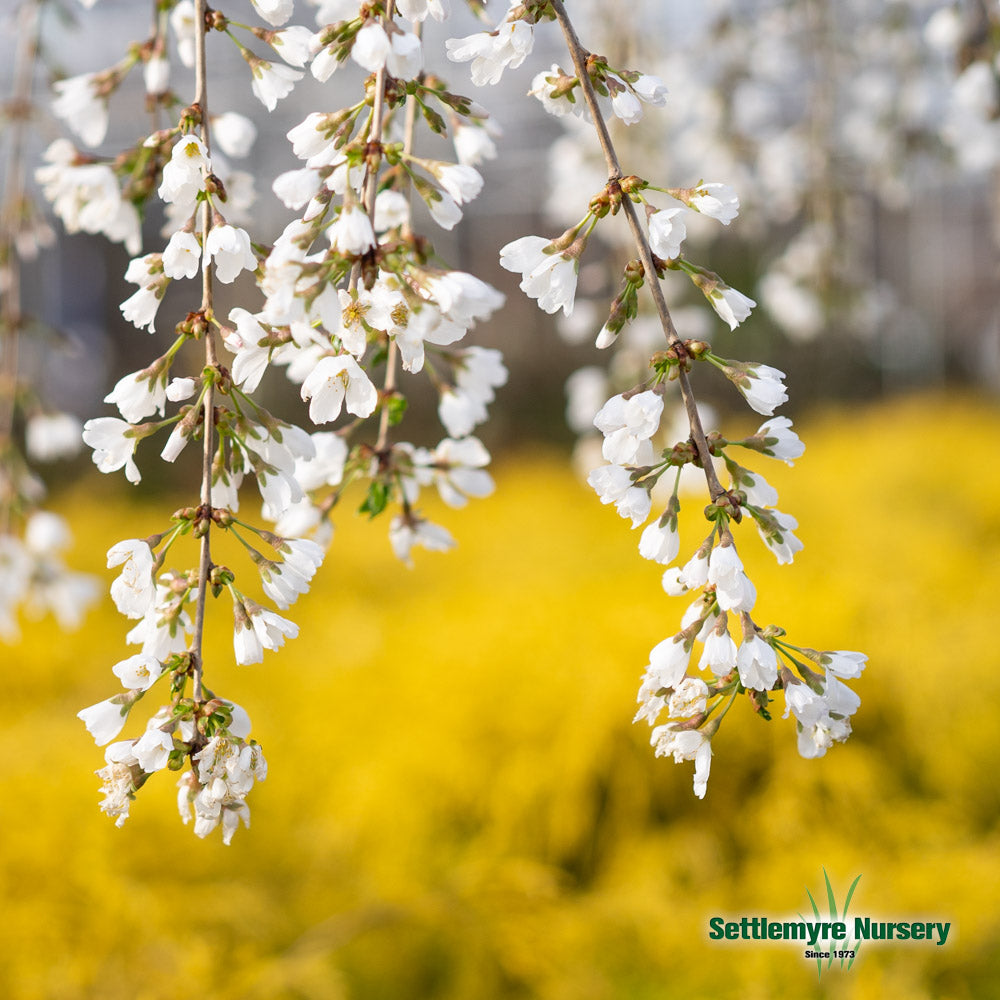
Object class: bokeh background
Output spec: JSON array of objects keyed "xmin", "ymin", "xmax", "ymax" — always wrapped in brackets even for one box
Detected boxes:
[{"xmin": 3, "ymin": 1, "xmax": 1000, "ymax": 997}]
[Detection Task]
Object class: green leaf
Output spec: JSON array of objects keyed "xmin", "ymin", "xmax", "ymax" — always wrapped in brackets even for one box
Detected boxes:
[
  {"xmin": 386, "ymin": 393, "xmax": 408, "ymax": 427},
  {"xmin": 359, "ymin": 481, "xmax": 390, "ymax": 519}
]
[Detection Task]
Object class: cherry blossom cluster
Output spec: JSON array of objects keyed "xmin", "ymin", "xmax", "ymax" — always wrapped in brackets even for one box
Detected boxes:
[
  {"xmin": 464, "ymin": 0, "xmax": 867, "ymax": 798},
  {"xmin": 0, "ymin": 0, "xmax": 97, "ymax": 643},
  {"xmin": 535, "ymin": 1, "xmax": 987, "ymax": 358},
  {"xmin": 228, "ymin": 0, "xmax": 508, "ymax": 561},
  {"xmin": 50, "ymin": 0, "xmax": 507, "ymax": 838}
]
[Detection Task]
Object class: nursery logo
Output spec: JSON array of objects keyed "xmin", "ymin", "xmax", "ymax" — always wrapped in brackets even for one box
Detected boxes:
[{"xmin": 707, "ymin": 870, "xmax": 953, "ymax": 980}]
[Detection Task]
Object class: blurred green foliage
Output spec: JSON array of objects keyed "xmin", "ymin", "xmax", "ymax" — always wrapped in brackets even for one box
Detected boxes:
[{"xmin": 2, "ymin": 393, "xmax": 998, "ymax": 999}]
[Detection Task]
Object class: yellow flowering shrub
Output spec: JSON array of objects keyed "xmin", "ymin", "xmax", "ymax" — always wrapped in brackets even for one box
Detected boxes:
[{"xmin": 1, "ymin": 392, "xmax": 997, "ymax": 999}]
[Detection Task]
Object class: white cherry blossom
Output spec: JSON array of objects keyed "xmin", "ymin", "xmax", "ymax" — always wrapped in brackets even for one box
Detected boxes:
[
  {"xmin": 500, "ymin": 235, "xmax": 579, "ymax": 316},
  {"xmin": 301, "ymin": 354, "xmax": 378, "ymax": 423},
  {"xmin": 162, "ymin": 230, "xmax": 202, "ymax": 279},
  {"xmin": 205, "ymin": 225, "xmax": 256, "ymax": 283},
  {"xmin": 446, "ymin": 16, "xmax": 534, "ymax": 86},
  {"xmin": 82, "ymin": 417, "xmax": 142, "ymax": 483}
]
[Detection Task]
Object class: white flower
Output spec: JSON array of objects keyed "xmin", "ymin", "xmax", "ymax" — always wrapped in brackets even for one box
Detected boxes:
[
  {"xmin": 388, "ymin": 31, "xmax": 424, "ymax": 79},
  {"xmin": 78, "ymin": 698, "xmax": 130, "ymax": 746},
  {"xmin": 234, "ymin": 600, "xmax": 299, "ymax": 665},
  {"xmin": 426, "ymin": 271, "xmax": 505, "ymax": 326},
  {"xmin": 329, "ymin": 205, "xmax": 376, "ymax": 255},
  {"xmin": 160, "ymin": 422, "xmax": 191, "ymax": 463},
  {"xmin": 709, "ymin": 284, "xmax": 756, "ymax": 330},
  {"xmin": 661, "ymin": 567, "xmax": 688, "ymax": 597},
  {"xmin": 453, "ymin": 122, "xmax": 499, "ymax": 166},
  {"xmin": 227, "ymin": 307, "xmax": 273, "ymax": 392},
  {"xmin": 205, "ymin": 225, "xmax": 256, "ymax": 283},
  {"xmin": 756, "ymin": 416, "xmax": 805, "ymax": 465},
  {"xmin": 438, "ymin": 389, "xmax": 481, "ymax": 438},
  {"xmin": 352, "ymin": 21, "xmax": 392, "ymax": 72},
  {"xmin": 529, "ymin": 64, "xmax": 576, "ymax": 118},
  {"xmin": 251, "ymin": 0, "xmax": 294, "ymax": 25},
  {"xmin": 287, "ymin": 111, "xmax": 334, "ymax": 159},
  {"xmin": 397, "ymin": 0, "xmax": 450, "ymax": 21},
  {"xmin": 267, "ymin": 25, "xmax": 313, "ymax": 67},
  {"xmin": 104, "ymin": 370, "xmax": 165, "ymax": 424},
  {"xmin": 280, "ymin": 537, "xmax": 325, "ymax": 578},
  {"xmin": 593, "ymin": 390, "xmax": 663, "ymax": 466},
  {"xmin": 23, "ymin": 511, "xmax": 70, "ymax": 554},
  {"xmin": 732, "ymin": 363, "xmax": 787, "ymax": 416},
  {"xmin": 389, "ymin": 515, "xmax": 456, "ymax": 566},
  {"xmin": 272, "ymin": 167, "xmax": 322, "ymax": 209},
  {"xmin": 633, "ymin": 74, "xmax": 668, "ymax": 106},
  {"xmin": 647, "ymin": 634, "xmax": 690, "ymax": 688},
  {"xmin": 756, "ymin": 509, "xmax": 803, "ymax": 565},
  {"xmin": 432, "ymin": 163, "xmax": 483, "ymax": 205},
  {"xmin": 162, "ymin": 230, "xmax": 202, "ymax": 279},
  {"xmin": 213, "ymin": 112, "xmax": 258, "ymax": 157},
  {"xmin": 241, "ymin": 423, "xmax": 312, "ymax": 515},
  {"xmin": 250, "ymin": 59, "xmax": 303, "ymax": 111},
  {"xmin": 499, "ymin": 235, "xmax": 578, "ymax": 316},
  {"xmin": 699, "ymin": 623, "xmax": 738, "ymax": 675},
  {"xmin": 107, "ymin": 539, "xmax": 156, "ymax": 619},
  {"xmin": 166, "ymin": 377, "xmax": 197, "ymax": 402},
  {"xmin": 259, "ymin": 554, "xmax": 315, "ymax": 609},
  {"xmin": 120, "ymin": 286, "xmax": 163, "ymax": 333},
  {"xmin": 740, "ymin": 469, "xmax": 778, "ymax": 508},
  {"xmin": 737, "ymin": 623, "xmax": 778, "ymax": 691},
  {"xmin": 96, "ymin": 752, "xmax": 137, "ymax": 827},
  {"xmin": 301, "ymin": 354, "xmax": 378, "ymax": 423},
  {"xmin": 233, "ymin": 611, "xmax": 264, "ymax": 666},
  {"xmin": 668, "ymin": 677, "xmax": 708, "ymax": 718},
  {"xmin": 36, "ymin": 142, "xmax": 134, "ymax": 243},
  {"xmin": 143, "ymin": 55, "xmax": 170, "ymax": 95},
  {"xmin": 111, "ymin": 652, "xmax": 164, "ymax": 691},
  {"xmin": 709, "ymin": 542, "xmax": 756, "ymax": 613},
  {"xmin": 170, "ymin": 1, "xmax": 197, "ymax": 66},
  {"xmin": 638, "ymin": 516, "xmax": 679, "ymax": 565},
  {"xmin": 587, "ymin": 464, "xmax": 651, "ymax": 527},
  {"xmin": 611, "ymin": 88, "xmax": 643, "ymax": 125},
  {"xmin": 158, "ymin": 135, "xmax": 210, "ymax": 206},
  {"xmin": 415, "ymin": 437, "xmax": 494, "ymax": 508},
  {"xmin": 134, "ymin": 729, "xmax": 174, "ymax": 773},
  {"xmin": 82, "ymin": 417, "xmax": 141, "ymax": 483},
  {"xmin": 123, "ymin": 254, "xmax": 161, "ymax": 288},
  {"xmin": 925, "ymin": 9, "xmax": 964, "ymax": 55},
  {"xmin": 648, "ymin": 208, "xmax": 687, "ymax": 260},
  {"xmin": 686, "ymin": 182, "xmax": 740, "ymax": 224},
  {"xmin": 52, "ymin": 73, "xmax": 108, "ymax": 148},
  {"xmin": 823, "ymin": 650, "xmax": 867, "ymax": 679},
  {"xmin": 650, "ymin": 726, "xmax": 713, "ymax": 798},
  {"xmin": 293, "ymin": 431, "xmax": 349, "ymax": 492},
  {"xmin": 425, "ymin": 190, "xmax": 463, "ymax": 230},
  {"xmin": 26, "ymin": 412, "xmax": 82, "ymax": 462},
  {"xmin": 251, "ymin": 604, "xmax": 299, "ymax": 652},
  {"xmin": 446, "ymin": 18, "xmax": 534, "ymax": 86},
  {"xmin": 310, "ymin": 41, "xmax": 341, "ymax": 83}
]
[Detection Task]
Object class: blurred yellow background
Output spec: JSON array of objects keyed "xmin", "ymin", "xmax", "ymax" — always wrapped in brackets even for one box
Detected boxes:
[{"xmin": 2, "ymin": 392, "xmax": 998, "ymax": 999}]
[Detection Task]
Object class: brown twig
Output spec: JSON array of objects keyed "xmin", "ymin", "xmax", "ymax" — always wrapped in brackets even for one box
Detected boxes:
[
  {"xmin": 189, "ymin": 0, "xmax": 216, "ymax": 703},
  {"xmin": 0, "ymin": 2, "xmax": 42, "ymax": 536},
  {"xmin": 550, "ymin": 0, "xmax": 725, "ymax": 501}
]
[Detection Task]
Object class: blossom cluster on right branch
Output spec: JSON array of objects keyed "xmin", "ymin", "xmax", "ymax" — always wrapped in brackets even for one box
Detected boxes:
[{"xmin": 453, "ymin": 0, "xmax": 868, "ymax": 798}]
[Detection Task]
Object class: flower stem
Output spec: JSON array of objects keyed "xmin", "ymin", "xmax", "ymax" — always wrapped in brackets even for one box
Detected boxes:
[
  {"xmin": 549, "ymin": 0, "xmax": 724, "ymax": 502},
  {"xmin": 0, "ymin": 0, "xmax": 42, "ymax": 536},
  {"xmin": 190, "ymin": 0, "xmax": 217, "ymax": 703}
]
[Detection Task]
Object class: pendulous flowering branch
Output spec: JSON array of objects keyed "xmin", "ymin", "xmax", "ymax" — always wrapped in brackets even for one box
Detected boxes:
[
  {"xmin": 53, "ymin": 0, "xmax": 507, "ymax": 838},
  {"xmin": 475, "ymin": 0, "xmax": 868, "ymax": 798},
  {"xmin": 0, "ymin": 0, "xmax": 97, "ymax": 641}
]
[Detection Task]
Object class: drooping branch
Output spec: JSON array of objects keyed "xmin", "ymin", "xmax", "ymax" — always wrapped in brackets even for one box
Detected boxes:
[{"xmin": 550, "ymin": 0, "xmax": 724, "ymax": 502}]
